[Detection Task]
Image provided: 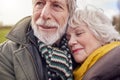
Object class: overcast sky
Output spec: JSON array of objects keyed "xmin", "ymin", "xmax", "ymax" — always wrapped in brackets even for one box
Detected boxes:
[
  {"xmin": 77, "ymin": 0, "xmax": 119, "ymax": 19},
  {"xmin": 0, "ymin": 0, "xmax": 119, "ymax": 25}
]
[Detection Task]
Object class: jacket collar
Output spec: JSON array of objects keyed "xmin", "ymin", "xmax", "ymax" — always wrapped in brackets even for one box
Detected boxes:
[{"xmin": 6, "ymin": 16, "xmax": 32, "ymax": 45}]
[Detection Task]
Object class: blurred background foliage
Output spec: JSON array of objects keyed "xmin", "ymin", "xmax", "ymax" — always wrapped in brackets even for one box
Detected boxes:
[{"xmin": 0, "ymin": 26, "xmax": 12, "ymax": 43}]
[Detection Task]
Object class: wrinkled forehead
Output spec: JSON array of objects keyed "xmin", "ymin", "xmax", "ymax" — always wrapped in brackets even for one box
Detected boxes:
[
  {"xmin": 68, "ymin": 21, "xmax": 87, "ymax": 28},
  {"xmin": 67, "ymin": 21, "xmax": 88, "ymax": 34}
]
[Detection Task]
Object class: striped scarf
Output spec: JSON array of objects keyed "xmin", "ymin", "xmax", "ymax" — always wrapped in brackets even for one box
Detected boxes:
[{"xmin": 38, "ymin": 37, "xmax": 73, "ymax": 80}]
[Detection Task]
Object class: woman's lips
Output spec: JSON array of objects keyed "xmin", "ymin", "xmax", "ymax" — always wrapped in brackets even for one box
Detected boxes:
[{"xmin": 72, "ymin": 48, "xmax": 84, "ymax": 54}]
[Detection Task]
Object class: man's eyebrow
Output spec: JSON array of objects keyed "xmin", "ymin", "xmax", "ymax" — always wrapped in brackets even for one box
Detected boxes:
[{"xmin": 51, "ymin": 0, "xmax": 67, "ymax": 6}]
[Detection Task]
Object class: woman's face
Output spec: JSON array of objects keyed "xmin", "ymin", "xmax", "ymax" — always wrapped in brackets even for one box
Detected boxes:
[{"xmin": 66, "ymin": 23, "xmax": 101, "ymax": 63}]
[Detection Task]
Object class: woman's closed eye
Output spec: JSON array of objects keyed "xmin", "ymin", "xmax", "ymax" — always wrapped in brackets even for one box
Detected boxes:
[{"xmin": 76, "ymin": 31, "xmax": 85, "ymax": 36}]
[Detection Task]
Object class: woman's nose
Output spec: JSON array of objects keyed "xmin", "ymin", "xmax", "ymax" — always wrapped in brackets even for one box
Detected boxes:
[{"xmin": 68, "ymin": 37, "xmax": 77, "ymax": 47}]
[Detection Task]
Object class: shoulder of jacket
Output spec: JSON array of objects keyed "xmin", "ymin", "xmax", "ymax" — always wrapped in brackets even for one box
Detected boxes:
[
  {"xmin": 14, "ymin": 16, "xmax": 31, "ymax": 27},
  {"xmin": 6, "ymin": 16, "xmax": 32, "ymax": 44},
  {"xmin": 0, "ymin": 40, "xmax": 20, "ymax": 55}
]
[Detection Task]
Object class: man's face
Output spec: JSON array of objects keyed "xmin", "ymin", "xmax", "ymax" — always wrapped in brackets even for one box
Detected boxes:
[{"xmin": 32, "ymin": 0, "xmax": 69, "ymax": 45}]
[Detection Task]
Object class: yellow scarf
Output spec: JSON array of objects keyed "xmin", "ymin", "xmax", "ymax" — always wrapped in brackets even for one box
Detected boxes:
[{"xmin": 73, "ymin": 41, "xmax": 120, "ymax": 80}]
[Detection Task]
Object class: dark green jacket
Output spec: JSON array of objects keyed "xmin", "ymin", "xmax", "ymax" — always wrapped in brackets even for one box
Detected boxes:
[{"xmin": 0, "ymin": 16, "xmax": 47, "ymax": 80}]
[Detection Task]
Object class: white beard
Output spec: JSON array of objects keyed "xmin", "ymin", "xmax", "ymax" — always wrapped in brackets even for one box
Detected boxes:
[{"xmin": 31, "ymin": 18, "xmax": 68, "ymax": 45}]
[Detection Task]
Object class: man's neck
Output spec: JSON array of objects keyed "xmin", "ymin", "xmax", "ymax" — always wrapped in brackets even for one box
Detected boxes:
[{"xmin": 52, "ymin": 39, "xmax": 60, "ymax": 47}]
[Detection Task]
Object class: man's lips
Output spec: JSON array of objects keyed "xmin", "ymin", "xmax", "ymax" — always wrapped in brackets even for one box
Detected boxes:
[
  {"xmin": 72, "ymin": 48, "xmax": 84, "ymax": 54},
  {"xmin": 38, "ymin": 25, "xmax": 57, "ymax": 30}
]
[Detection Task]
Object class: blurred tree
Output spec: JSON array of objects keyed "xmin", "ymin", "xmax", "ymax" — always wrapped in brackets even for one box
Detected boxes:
[
  {"xmin": 112, "ymin": 14, "xmax": 120, "ymax": 32},
  {"xmin": 112, "ymin": 0, "xmax": 120, "ymax": 32}
]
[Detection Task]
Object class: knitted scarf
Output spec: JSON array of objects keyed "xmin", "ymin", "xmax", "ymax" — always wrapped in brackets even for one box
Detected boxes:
[
  {"xmin": 38, "ymin": 37, "xmax": 73, "ymax": 80},
  {"xmin": 73, "ymin": 41, "xmax": 120, "ymax": 80}
]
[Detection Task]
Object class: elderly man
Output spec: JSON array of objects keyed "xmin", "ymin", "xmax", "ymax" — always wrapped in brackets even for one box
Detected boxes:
[{"xmin": 0, "ymin": 0, "xmax": 76, "ymax": 80}]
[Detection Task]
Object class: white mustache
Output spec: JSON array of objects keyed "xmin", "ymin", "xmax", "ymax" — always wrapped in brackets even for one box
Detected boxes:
[{"xmin": 36, "ymin": 18, "xmax": 59, "ymax": 28}]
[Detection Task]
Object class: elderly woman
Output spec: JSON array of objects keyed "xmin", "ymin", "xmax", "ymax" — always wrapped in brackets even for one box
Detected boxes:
[{"xmin": 66, "ymin": 8, "xmax": 120, "ymax": 80}]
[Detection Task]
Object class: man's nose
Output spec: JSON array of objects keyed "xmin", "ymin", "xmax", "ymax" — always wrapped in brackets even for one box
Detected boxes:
[{"xmin": 40, "ymin": 3, "xmax": 51, "ymax": 20}]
